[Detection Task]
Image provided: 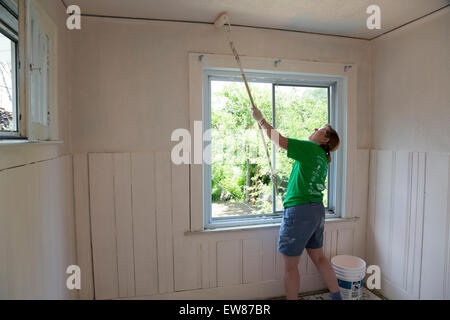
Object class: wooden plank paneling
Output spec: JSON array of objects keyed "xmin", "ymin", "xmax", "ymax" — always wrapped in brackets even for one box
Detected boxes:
[
  {"xmin": 353, "ymin": 149, "xmax": 370, "ymax": 259},
  {"xmin": 390, "ymin": 151, "xmax": 410, "ymax": 290},
  {"xmin": 201, "ymin": 239, "xmax": 218, "ymax": 289},
  {"xmin": 367, "ymin": 150, "xmax": 378, "ymax": 266},
  {"xmin": 0, "ymin": 170, "xmax": 7, "ymax": 298},
  {"xmin": 155, "ymin": 152, "xmax": 174, "ymax": 294},
  {"xmin": 113, "ymin": 153, "xmax": 136, "ymax": 298},
  {"xmin": 209, "ymin": 240, "xmax": 218, "ymax": 288},
  {"xmin": 8, "ymin": 166, "xmax": 32, "ymax": 298},
  {"xmin": 89, "ymin": 153, "xmax": 119, "ymax": 300},
  {"xmin": 0, "ymin": 157, "xmax": 77, "ymax": 300},
  {"xmin": 80, "ymin": 149, "xmax": 367, "ymax": 299},
  {"xmin": 262, "ymin": 236, "xmax": 276, "ymax": 281},
  {"xmin": 405, "ymin": 152, "xmax": 425, "ymax": 298},
  {"xmin": 217, "ymin": 240, "xmax": 242, "ymax": 287},
  {"xmin": 53, "ymin": 157, "xmax": 72, "ymax": 298},
  {"xmin": 29, "ymin": 161, "xmax": 46, "ymax": 298},
  {"xmin": 331, "ymin": 229, "xmax": 338, "ymax": 258},
  {"xmin": 366, "ymin": 150, "xmax": 450, "ymax": 300},
  {"xmin": 200, "ymin": 242, "xmax": 210, "ymax": 289},
  {"xmin": 275, "ymin": 238, "xmax": 284, "ymax": 280},
  {"xmin": 131, "ymin": 152, "xmax": 158, "ymax": 297},
  {"xmin": 447, "ymin": 157, "xmax": 450, "ymax": 300},
  {"xmin": 243, "ymin": 239, "xmax": 262, "ymax": 284},
  {"xmin": 373, "ymin": 151, "xmax": 393, "ymax": 280},
  {"xmin": 421, "ymin": 153, "xmax": 449, "ymax": 299},
  {"xmin": 63, "ymin": 156, "xmax": 78, "ymax": 300},
  {"xmin": 336, "ymin": 228, "xmax": 354, "ymax": 256},
  {"xmin": 73, "ymin": 154, "xmax": 95, "ymax": 299},
  {"xmin": 172, "ymin": 162, "xmax": 200, "ymax": 291}
]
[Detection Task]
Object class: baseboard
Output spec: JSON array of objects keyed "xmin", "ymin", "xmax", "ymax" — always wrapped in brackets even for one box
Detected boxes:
[{"xmin": 114, "ymin": 274, "xmax": 326, "ymax": 300}]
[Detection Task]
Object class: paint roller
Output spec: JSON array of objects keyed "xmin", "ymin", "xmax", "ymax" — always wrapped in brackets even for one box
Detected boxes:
[{"xmin": 214, "ymin": 12, "xmax": 278, "ymax": 195}]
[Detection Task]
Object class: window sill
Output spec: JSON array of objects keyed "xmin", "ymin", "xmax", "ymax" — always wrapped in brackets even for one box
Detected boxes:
[
  {"xmin": 184, "ymin": 216, "xmax": 359, "ymax": 235},
  {"xmin": 0, "ymin": 139, "xmax": 64, "ymax": 147}
]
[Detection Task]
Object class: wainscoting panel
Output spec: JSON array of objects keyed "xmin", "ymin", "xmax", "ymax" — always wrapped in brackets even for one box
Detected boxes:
[
  {"xmin": 0, "ymin": 156, "xmax": 77, "ymax": 299},
  {"xmin": 75, "ymin": 150, "xmax": 368, "ymax": 299},
  {"xmin": 367, "ymin": 150, "xmax": 449, "ymax": 300},
  {"xmin": 88, "ymin": 153, "xmax": 120, "ymax": 300},
  {"xmin": 421, "ymin": 153, "xmax": 450, "ymax": 299},
  {"xmin": 130, "ymin": 152, "xmax": 158, "ymax": 297}
]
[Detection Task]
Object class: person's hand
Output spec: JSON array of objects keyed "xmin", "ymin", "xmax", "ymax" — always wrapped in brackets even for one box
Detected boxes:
[{"xmin": 251, "ymin": 107, "xmax": 264, "ymax": 123}]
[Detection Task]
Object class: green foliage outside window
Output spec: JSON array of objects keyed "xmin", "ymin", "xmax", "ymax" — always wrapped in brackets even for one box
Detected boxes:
[{"xmin": 211, "ymin": 81, "xmax": 328, "ymax": 217}]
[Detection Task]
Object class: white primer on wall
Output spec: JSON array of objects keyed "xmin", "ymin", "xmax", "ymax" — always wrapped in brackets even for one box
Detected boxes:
[
  {"xmin": 371, "ymin": 8, "xmax": 450, "ymax": 153},
  {"xmin": 74, "ymin": 150, "xmax": 370, "ymax": 299},
  {"xmin": 0, "ymin": 0, "xmax": 76, "ymax": 300},
  {"xmin": 368, "ymin": 8, "xmax": 450, "ymax": 300},
  {"xmin": 66, "ymin": 12, "xmax": 374, "ymax": 299},
  {"xmin": 70, "ymin": 18, "xmax": 372, "ymax": 152},
  {"xmin": 0, "ymin": 156, "xmax": 78, "ymax": 299}
]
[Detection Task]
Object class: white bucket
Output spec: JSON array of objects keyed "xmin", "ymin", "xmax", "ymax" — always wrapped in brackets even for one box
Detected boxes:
[{"xmin": 331, "ymin": 255, "xmax": 366, "ymax": 300}]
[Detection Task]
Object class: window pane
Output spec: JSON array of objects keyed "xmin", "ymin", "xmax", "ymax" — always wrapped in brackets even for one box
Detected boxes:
[
  {"xmin": 0, "ymin": 32, "xmax": 17, "ymax": 132},
  {"xmin": 274, "ymin": 86, "xmax": 329, "ymax": 211},
  {"xmin": 211, "ymin": 80, "xmax": 274, "ymax": 218}
]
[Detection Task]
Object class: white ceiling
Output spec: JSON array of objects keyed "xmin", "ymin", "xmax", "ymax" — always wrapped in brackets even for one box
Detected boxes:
[{"xmin": 67, "ymin": 0, "xmax": 449, "ymax": 39}]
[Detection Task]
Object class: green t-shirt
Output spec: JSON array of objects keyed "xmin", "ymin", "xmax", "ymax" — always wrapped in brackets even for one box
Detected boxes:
[{"xmin": 283, "ymin": 138, "xmax": 329, "ymax": 208}]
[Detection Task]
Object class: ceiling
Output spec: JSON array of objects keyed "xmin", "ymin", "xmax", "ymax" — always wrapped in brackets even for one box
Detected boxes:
[{"xmin": 65, "ymin": 0, "xmax": 449, "ymax": 39}]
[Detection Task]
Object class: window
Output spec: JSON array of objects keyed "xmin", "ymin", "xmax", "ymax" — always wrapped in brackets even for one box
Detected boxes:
[
  {"xmin": 0, "ymin": 0, "xmax": 57, "ymax": 141},
  {"xmin": 189, "ymin": 53, "xmax": 356, "ymax": 231},
  {"xmin": 204, "ymin": 69, "xmax": 340, "ymax": 228},
  {"xmin": 0, "ymin": 0, "xmax": 19, "ymax": 137}
]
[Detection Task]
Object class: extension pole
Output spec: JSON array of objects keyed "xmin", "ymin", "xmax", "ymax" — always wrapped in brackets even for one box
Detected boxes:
[
  {"xmin": 229, "ymin": 42, "xmax": 277, "ymax": 195},
  {"xmin": 215, "ymin": 13, "xmax": 277, "ymax": 195}
]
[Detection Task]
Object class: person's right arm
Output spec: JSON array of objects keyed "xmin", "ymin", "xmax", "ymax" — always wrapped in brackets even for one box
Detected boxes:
[{"xmin": 251, "ymin": 107, "xmax": 288, "ymax": 150}]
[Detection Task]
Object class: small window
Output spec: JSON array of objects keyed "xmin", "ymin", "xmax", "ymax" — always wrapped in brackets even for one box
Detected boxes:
[
  {"xmin": 0, "ymin": 0, "xmax": 57, "ymax": 141},
  {"xmin": 204, "ymin": 70, "xmax": 339, "ymax": 228},
  {"xmin": 0, "ymin": 0, "xmax": 19, "ymax": 137}
]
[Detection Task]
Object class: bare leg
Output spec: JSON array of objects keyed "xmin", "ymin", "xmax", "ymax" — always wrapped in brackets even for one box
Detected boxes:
[
  {"xmin": 282, "ymin": 254, "xmax": 301, "ymax": 300},
  {"xmin": 306, "ymin": 248, "xmax": 339, "ymax": 293}
]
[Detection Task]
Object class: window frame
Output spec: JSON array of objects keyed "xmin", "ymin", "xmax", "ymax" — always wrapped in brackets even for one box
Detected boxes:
[
  {"xmin": 188, "ymin": 53, "xmax": 357, "ymax": 232},
  {"xmin": 0, "ymin": 0, "xmax": 20, "ymax": 138},
  {"xmin": 0, "ymin": 0, "xmax": 58, "ymax": 141},
  {"xmin": 26, "ymin": 0, "xmax": 58, "ymax": 141},
  {"xmin": 204, "ymin": 70, "xmax": 339, "ymax": 229}
]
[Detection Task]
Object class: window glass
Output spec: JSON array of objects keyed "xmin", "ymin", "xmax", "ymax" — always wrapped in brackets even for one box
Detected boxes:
[
  {"xmin": 210, "ymin": 79, "xmax": 330, "ymax": 220},
  {"xmin": 0, "ymin": 3, "xmax": 18, "ymax": 133}
]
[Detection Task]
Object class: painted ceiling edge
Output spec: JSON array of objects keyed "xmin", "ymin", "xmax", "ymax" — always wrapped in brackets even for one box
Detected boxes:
[
  {"xmin": 58, "ymin": 2, "xmax": 450, "ymax": 41},
  {"xmin": 70, "ymin": 12, "xmax": 371, "ymax": 41},
  {"xmin": 369, "ymin": 4, "xmax": 449, "ymax": 41}
]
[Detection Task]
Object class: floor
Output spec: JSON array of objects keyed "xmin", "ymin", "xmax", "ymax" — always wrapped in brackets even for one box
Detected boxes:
[{"xmin": 272, "ymin": 287, "xmax": 386, "ymax": 300}]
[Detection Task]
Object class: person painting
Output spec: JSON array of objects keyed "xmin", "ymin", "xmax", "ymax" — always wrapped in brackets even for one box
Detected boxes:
[{"xmin": 251, "ymin": 106, "xmax": 342, "ymax": 300}]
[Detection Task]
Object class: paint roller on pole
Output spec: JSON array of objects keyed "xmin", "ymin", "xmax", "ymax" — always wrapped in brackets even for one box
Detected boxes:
[{"xmin": 214, "ymin": 12, "xmax": 278, "ymax": 195}]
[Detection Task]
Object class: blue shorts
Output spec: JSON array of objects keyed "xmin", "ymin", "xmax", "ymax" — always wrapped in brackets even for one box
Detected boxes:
[{"xmin": 278, "ymin": 201, "xmax": 325, "ymax": 257}]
